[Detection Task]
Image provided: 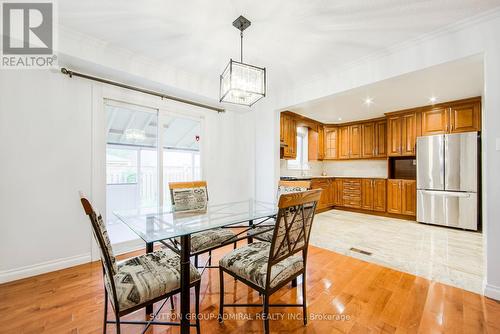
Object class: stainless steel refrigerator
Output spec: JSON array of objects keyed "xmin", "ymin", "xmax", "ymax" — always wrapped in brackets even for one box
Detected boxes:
[{"xmin": 416, "ymin": 132, "xmax": 479, "ymax": 230}]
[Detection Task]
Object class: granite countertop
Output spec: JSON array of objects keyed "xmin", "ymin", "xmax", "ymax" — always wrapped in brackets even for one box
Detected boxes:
[{"xmin": 281, "ymin": 175, "xmax": 387, "ymax": 180}]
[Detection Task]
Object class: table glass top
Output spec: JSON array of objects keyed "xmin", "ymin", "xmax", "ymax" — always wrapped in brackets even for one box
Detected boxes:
[{"xmin": 114, "ymin": 200, "xmax": 277, "ymax": 243}]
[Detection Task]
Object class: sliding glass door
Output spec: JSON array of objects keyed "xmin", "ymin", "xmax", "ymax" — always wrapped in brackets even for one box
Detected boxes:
[
  {"xmin": 105, "ymin": 99, "xmax": 203, "ymax": 225},
  {"xmin": 161, "ymin": 114, "xmax": 202, "ymax": 206}
]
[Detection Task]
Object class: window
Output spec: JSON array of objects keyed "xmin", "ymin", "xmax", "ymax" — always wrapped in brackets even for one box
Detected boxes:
[
  {"xmin": 105, "ymin": 99, "xmax": 203, "ymax": 225},
  {"xmin": 287, "ymin": 127, "xmax": 309, "ymax": 170}
]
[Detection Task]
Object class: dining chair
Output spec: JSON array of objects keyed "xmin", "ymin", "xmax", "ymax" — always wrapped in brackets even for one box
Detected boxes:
[
  {"xmin": 166, "ymin": 181, "xmax": 237, "ymax": 269},
  {"xmin": 218, "ymin": 189, "xmax": 322, "ymax": 334},
  {"xmin": 80, "ymin": 196, "xmax": 202, "ymax": 334},
  {"xmin": 248, "ymin": 180, "xmax": 312, "ymax": 243}
]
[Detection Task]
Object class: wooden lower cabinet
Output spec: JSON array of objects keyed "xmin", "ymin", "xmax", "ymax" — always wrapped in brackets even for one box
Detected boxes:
[
  {"xmin": 361, "ymin": 179, "xmax": 374, "ymax": 210},
  {"xmin": 361, "ymin": 179, "xmax": 387, "ymax": 212},
  {"xmin": 401, "ymin": 180, "xmax": 417, "ymax": 216},
  {"xmin": 333, "ymin": 179, "xmax": 343, "ymax": 206},
  {"xmin": 373, "ymin": 179, "xmax": 387, "ymax": 212},
  {"xmin": 311, "ymin": 179, "xmax": 333, "ymax": 211},
  {"xmin": 387, "ymin": 179, "xmax": 416, "ymax": 216}
]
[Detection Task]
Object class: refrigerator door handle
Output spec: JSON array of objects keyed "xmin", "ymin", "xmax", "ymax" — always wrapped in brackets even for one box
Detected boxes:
[{"xmin": 420, "ymin": 190, "xmax": 471, "ymax": 198}]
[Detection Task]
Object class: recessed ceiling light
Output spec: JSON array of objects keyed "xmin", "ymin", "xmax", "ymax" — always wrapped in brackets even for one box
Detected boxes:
[
  {"xmin": 429, "ymin": 96, "xmax": 437, "ymax": 103},
  {"xmin": 364, "ymin": 97, "xmax": 373, "ymax": 106},
  {"xmin": 337, "ymin": 117, "xmax": 342, "ymax": 121}
]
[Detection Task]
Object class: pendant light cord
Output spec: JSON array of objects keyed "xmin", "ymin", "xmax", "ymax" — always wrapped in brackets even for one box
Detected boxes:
[{"xmin": 240, "ymin": 30, "xmax": 243, "ymax": 62}]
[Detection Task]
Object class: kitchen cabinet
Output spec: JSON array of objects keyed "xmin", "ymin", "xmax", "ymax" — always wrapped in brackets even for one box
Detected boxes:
[
  {"xmin": 311, "ymin": 178, "xmax": 333, "ymax": 211},
  {"xmin": 332, "ymin": 179, "xmax": 343, "ymax": 206},
  {"xmin": 386, "ymin": 179, "xmax": 416, "ymax": 216},
  {"xmin": 361, "ymin": 123, "xmax": 375, "ymax": 158},
  {"xmin": 449, "ymin": 101, "xmax": 481, "ymax": 133},
  {"xmin": 317, "ymin": 125, "xmax": 325, "ymax": 160},
  {"xmin": 324, "ymin": 126, "xmax": 338, "ymax": 159},
  {"xmin": 387, "ymin": 112, "xmax": 418, "ymax": 156},
  {"xmin": 387, "ymin": 116, "xmax": 402, "ymax": 156},
  {"xmin": 308, "ymin": 128, "xmax": 324, "ymax": 161},
  {"xmin": 361, "ymin": 179, "xmax": 374, "ymax": 210},
  {"xmin": 342, "ymin": 179, "xmax": 362, "ymax": 208},
  {"xmin": 280, "ymin": 113, "xmax": 297, "ymax": 159},
  {"xmin": 401, "ymin": 180, "xmax": 417, "ymax": 216},
  {"xmin": 338, "ymin": 126, "xmax": 350, "ymax": 159},
  {"xmin": 361, "ymin": 178, "xmax": 386, "ymax": 211},
  {"xmin": 373, "ymin": 179, "xmax": 387, "ymax": 212},
  {"xmin": 401, "ymin": 113, "xmax": 418, "ymax": 156},
  {"xmin": 386, "ymin": 179, "xmax": 402, "ymax": 214},
  {"xmin": 374, "ymin": 120, "xmax": 387, "ymax": 158},
  {"xmin": 420, "ymin": 100, "xmax": 481, "ymax": 136},
  {"xmin": 421, "ymin": 107, "xmax": 447, "ymax": 136},
  {"xmin": 349, "ymin": 124, "xmax": 362, "ymax": 159}
]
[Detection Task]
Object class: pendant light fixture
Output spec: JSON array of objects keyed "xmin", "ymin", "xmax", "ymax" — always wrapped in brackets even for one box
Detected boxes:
[{"xmin": 219, "ymin": 15, "xmax": 266, "ymax": 107}]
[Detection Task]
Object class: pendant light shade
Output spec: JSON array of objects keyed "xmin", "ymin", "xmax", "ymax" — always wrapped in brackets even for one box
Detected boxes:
[{"xmin": 219, "ymin": 16, "xmax": 266, "ymax": 107}]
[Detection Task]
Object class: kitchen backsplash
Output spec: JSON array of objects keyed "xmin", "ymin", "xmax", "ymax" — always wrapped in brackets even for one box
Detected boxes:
[{"xmin": 280, "ymin": 159, "xmax": 388, "ymax": 178}]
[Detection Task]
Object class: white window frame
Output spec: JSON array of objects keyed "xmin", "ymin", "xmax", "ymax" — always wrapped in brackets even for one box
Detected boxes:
[{"xmin": 101, "ymin": 89, "xmax": 206, "ymax": 211}]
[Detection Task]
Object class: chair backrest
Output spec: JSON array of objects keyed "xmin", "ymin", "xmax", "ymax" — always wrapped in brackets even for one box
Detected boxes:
[
  {"xmin": 169, "ymin": 181, "xmax": 208, "ymax": 212},
  {"xmin": 80, "ymin": 196, "xmax": 120, "ymax": 308},
  {"xmin": 266, "ymin": 189, "xmax": 321, "ymax": 286},
  {"xmin": 276, "ymin": 180, "xmax": 311, "ymax": 200}
]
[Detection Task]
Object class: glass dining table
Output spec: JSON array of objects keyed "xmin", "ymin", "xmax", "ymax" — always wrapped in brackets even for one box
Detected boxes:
[{"xmin": 114, "ymin": 199, "xmax": 277, "ymax": 334}]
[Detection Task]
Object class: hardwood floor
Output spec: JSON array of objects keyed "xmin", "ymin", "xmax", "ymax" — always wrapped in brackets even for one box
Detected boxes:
[{"xmin": 1, "ymin": 245, "xmax": 499, "ymax": 334}]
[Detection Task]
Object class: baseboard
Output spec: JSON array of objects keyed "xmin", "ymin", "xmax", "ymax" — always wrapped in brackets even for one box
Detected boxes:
[
  {"xmin": 0, "ymin": 239, "xmax": 147, "ymax": 284},
  {"xmin": 484, "ymin": 283, "xmax": 500, "ymax": 301},
  {"xmin": 112, "ymin": 238, "xmax": 145, "ymax": 256},
  {"xmin": 0, "ymin": 253, "xmax": 91, "ymax": 284}
]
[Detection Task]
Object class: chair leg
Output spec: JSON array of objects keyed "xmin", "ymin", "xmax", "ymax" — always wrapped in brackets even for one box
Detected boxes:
[
  {"xmin": 233, "ymin": 241, "xmax": 237, "ymax": 249},
  {"xmin": 263, "ymin": 294, "xmax": 270, "ymax": 334},
  {"xmin": 115, "ymin": 312, "xmax": 121, "ymax": 334},
  {"xmin": 103, "ymin": 290, "xmax": 108, "ymax": 334},
  {"xmin": 195, "ymin": 282, "xmax": 201, "ymax": 334},
  {"xmin": 195, "ymin": 255, "xmax": 198, "ymax": 268},
  {"xmin": 218, "ymin": 269, "xmax": 224, "ymax": 322},
  {"xmin": 291, "ymin": 278, "xmax": 297, "ymax": 287},
  {"xmin": 208, "ymin": 251, "xmax": 212, "ymax": 266},
  {"xmin": 170, "ymin": 295, "xmax": 175, "ymax": 310},
  {"xmin": 302, "ymin": 273, "xmax": 307, "ymax": 325}
]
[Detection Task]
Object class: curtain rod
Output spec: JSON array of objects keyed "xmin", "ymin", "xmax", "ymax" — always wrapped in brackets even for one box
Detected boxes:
[{"xmin": 60, "ymin": 68, "xmax": 225, "ymax": 113}]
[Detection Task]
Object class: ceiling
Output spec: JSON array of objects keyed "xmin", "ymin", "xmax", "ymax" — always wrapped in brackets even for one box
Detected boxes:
[
  {"xmin": 288, "ymin": 55, "xmax": 484, "ymax": 123},
  {"xmin": 59, "ymin": 1, "xmax": 500, "ymax": 90}
]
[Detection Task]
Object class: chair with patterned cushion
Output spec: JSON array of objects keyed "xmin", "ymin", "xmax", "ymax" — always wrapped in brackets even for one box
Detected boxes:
[
  {"xmin": 167, "ymin": 181, "xmax": 237, "ymax": 268},
  {"xmin": 248, "ymin": 180, "xmax": 311, "ymax": 243},
  {"xmin": 80, "ymin": 196, "xmax": 202, "ymax": 334},
  {"xmin": 218, "ymin": 189, "xmax": 322, "ymax": 334}
]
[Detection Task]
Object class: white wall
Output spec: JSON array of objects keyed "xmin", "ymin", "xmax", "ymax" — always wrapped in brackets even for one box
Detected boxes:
[
  {"xmin": 0, "ymin": 68, "xmax": 255, "ymax": 283},
  {"xmin": 254, "ymin": 9, "xmax": 500, "ymax": 299}
]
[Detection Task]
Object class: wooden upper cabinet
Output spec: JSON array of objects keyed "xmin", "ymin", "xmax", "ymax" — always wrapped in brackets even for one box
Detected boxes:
[
  {"xmin": 449, "ymin": 102, "xmax": 481, "ymax": 133},
  {"xmin": 419, "ymin": 98, "xmax": 481, "ymax": 137},
  {"xmin": 386, "ymin": 179, "xmax": 402, "ymax": 214},
  {"xmin": 387, "ymin": 116, "xmax": 402, "ymax": 156},
  {"xmin": 317, "ymin": 125, "xmax": 325, "ymax": 160},
  {"xmin": 338, "ymin": 126, "xmax": 350, "ymax": 159},
  {"xmin": 401, "ymin": 113, "xmax": 418, "ymax": 156},
  {"xmin": 280, "ymin": 113, "xmax": 297, "ymax": 159},
  {"xmin": 349, "ymin": 125, "xmax": 362, "ymax": 159},
  {"xmin": 324, "ymin": 126, "xmax": 338, "ymax": 160},
  {"xmin": 421, "ymin": 107, "xmax": 447, "ymax": 136},
  {"xmin": 361, "ymin": 122, "xmax": 375, "ymax": 158},
  {"xmin": 402, "ymin": 180, "xmax": 417, "ymax": 216},
  {"xmin": 374, "ymin": 120, "xmax": 387, "ymax": 157},
  {"xmin": 373, "ymin": 179, "xmax": 386, "ymax": 212},
  {"xmin": 308, "ymin": 129, "xmax": 320, "ymax": 161}
]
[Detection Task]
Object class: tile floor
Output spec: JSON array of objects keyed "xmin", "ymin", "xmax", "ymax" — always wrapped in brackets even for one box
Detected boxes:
[{"xmin": 310, "ymin": 209, "xmax": 484, "ymax": 294}]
